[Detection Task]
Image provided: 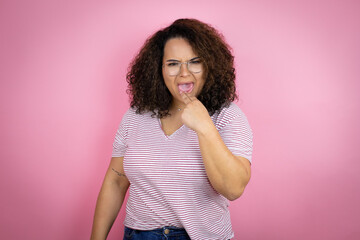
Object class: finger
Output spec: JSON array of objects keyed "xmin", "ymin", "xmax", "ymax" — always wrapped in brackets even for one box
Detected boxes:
[
  {"xmin": 180, "ymin": 92, "xmax": 192, "ymax": 104},
  {"xmin": 184, "ymin": 93, "xmax": 193, "ymax": 102}
]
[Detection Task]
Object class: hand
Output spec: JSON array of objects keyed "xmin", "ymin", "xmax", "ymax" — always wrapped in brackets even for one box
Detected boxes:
[{"xmin": 180, "ymin": 92, "xmax": 215, "ymax": 134}]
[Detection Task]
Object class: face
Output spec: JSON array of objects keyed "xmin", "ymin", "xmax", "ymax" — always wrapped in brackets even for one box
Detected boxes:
[{"xmin": 162, "ymin": 38, "xmax": 205, "ymax": 107}]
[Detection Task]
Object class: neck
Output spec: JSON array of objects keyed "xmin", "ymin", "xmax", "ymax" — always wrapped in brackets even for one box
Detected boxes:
[{"xmin": 170, "ymin": 100, "xmax": 185, "ymax": 113}]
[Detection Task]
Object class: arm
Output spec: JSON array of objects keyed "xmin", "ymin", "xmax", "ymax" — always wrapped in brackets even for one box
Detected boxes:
[
  {"xmin": 197, "ymin": 125, "xmax": 251, "ymax": 201},
  {"xmin": 181, "ymin": 93, "xmax": 251, "ymax": 201},
  {"xmin": 91, "ymin": 157, "xmax": 130, "ymax": 240}
]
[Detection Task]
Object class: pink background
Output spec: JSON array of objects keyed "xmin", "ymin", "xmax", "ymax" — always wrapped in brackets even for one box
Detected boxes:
[{"xmin": 1, "ymin": 0, "xmax": 359, "ymax": 239}]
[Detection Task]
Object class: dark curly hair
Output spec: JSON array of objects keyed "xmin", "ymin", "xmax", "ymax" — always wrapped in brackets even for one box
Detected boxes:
[{"xmin": 126, "ymin": 18, "xmax": 237, "ymax": 118}]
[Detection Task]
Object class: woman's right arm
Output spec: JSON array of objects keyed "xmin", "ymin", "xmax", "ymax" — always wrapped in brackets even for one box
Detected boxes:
[{"xmin": 90, "ymin": 157, "xmax": 130, "ymax": 240}]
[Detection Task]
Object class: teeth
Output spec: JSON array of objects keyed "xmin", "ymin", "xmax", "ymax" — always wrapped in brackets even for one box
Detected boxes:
[{"xmin": 178, "ymin": 83, "xmax": 194, "ymax": 93}]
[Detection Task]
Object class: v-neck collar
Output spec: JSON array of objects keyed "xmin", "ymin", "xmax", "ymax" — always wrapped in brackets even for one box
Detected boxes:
[{"xmin": 157, "ymin": 117, "xmax": 185, "ymax": 140}]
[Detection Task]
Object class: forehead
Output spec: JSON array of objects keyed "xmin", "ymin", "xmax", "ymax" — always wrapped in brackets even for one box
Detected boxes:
[{"xmin": 163, "ymin": 38, "xmax": 197, "ymax": 60}]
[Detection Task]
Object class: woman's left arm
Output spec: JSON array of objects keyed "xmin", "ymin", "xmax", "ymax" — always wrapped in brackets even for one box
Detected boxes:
[{"xmin": 181, "ymin": 93, "xmax": 251, "ymax": 201}]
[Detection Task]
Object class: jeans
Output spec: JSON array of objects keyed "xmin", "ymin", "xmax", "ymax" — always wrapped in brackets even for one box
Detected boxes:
[{"xmin": 123, "ymin": 226, "xmax": 191, "ymax": 240}]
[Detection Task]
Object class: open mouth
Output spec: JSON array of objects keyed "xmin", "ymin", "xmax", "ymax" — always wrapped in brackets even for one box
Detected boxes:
[{"xmin": 178, "ymin": 82, "xmax": 194, "ymax": 93}]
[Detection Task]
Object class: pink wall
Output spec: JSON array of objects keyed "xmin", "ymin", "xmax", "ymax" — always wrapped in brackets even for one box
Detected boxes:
[{"xmin": 1, "ymin": 0, "xmax": 359, "ymax": 239}]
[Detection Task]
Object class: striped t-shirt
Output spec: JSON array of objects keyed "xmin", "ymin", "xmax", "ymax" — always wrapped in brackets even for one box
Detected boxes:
[{"xmin": 112, "ymin": 102, "xmax": 253, "ymax": 240}]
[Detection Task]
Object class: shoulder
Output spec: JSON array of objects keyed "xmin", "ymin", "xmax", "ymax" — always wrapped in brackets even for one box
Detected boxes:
[
  {"xmin": 211, "ymin": 102, "xmax": 250, "ymax": 130},
  {"xmin": 122, "ymin": 107, "xmax": 137, "ymax": 120},
  {"xmin": 122, "ymin": 107, "xmax": 152, "ymax": 119},
  {"xmin": 120, "ymin": 107, "xmax": 155, "ymax": 126}
]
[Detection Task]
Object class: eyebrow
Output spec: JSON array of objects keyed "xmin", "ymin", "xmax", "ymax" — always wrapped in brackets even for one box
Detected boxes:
[{"xmin": 165, "ymin": 57, "xmax": 200, "ymax": 62}]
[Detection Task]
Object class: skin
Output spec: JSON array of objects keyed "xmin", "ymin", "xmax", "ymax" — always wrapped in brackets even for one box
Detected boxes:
[
  {"xmin": 90, "ymin": 156, "xmax": 129, "ymax": 240},
  {"xmin": 91, "ymin": 37, "xmax": 251, "ymax": 239},
  {"xmin": 162, "ymin": 37, "xmax": 205, "ymax": 112},
  {"xmin": 162, "ymin": 37, "xmax": 251, "ymax": 200},
  {"xmin": 160, "ymin": 37, "xmax": 206, "ymax": 135}
]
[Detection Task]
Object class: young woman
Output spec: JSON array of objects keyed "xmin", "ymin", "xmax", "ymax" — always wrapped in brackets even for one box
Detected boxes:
[{"xmin": 91, "ymin": 18, "xmax": 253, "ymax": 240}]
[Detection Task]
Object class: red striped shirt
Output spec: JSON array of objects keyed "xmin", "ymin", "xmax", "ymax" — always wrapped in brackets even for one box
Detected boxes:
[{"xmin": 112, "ymin": 102, "xmax": 253, "ymax": 239}]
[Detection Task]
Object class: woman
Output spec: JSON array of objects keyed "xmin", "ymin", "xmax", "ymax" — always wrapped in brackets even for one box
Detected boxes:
[{"xmin": 91, "ymin": 18, "xmax": 253, "ymax": 240}]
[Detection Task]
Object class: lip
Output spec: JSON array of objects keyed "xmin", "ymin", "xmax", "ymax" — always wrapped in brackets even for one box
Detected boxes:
[{"xmin": 178, "ymin": 82, "xmax": 194, "ymax": 93}]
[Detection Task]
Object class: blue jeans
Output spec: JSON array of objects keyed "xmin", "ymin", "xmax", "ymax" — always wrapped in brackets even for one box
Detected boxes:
[{"xmin": 123, "ymin": 226, "xmax": 191, "ymax": 240}]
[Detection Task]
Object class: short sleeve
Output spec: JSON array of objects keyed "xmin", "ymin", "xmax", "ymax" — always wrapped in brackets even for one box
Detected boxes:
[
  {"xmin": 111, "ymin": 111, "xmax": 129, "ymax": 157},
  {"xmin": 218, "ymin": 106, "xmax": 253, "ymax": 163}
]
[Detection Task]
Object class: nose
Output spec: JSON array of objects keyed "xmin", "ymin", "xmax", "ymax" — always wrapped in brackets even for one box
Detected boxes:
[{"xmin": 179, "ymin": 62, "xmax": 190, "ymax": 77}]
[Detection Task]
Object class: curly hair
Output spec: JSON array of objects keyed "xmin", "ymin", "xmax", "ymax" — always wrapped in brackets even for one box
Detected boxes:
[{"xmin": 126, "ymin": 18, "xmax": 237, "ymax": 118}]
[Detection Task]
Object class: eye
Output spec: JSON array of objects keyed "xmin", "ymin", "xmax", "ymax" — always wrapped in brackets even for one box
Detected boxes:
[
  {"xmin": 189, "ymin": 60, "xmax": 201, "ymax": 64},
  {"xmin": 166, "ymin": 62, "xmax": 180, "ymax": 67}
]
